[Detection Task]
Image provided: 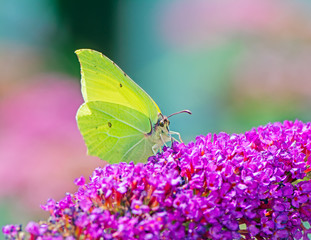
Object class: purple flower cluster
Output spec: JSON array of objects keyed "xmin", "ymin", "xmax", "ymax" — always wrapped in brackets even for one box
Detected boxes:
[{"xmin": 3, "ymin": 120, "xmax": 311, "ymax": 239}]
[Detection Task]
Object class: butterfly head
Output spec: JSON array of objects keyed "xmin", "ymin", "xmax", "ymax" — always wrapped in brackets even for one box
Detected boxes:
[
  {"xmin": 157, "ymin": 113, "xmax": 170, "ymax": 131},
  {"xmin": 148, "ymin": 110, "xmax": 192, "ymax": 154},
  {"xmin": 157, "ymin": 110, "xmax": 192, "ymax": 131}
]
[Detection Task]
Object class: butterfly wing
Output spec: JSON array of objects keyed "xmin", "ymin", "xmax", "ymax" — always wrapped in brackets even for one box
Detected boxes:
[
  {"xmin": 77, "ymin": 101, "xmax": 154, "ymax": 163},
  {"xmin": 75, "ymin": 49, "xmax": 160, "ymax": 123}
]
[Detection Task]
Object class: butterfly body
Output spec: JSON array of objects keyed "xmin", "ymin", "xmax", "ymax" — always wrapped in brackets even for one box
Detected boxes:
[
  {"xmin": 147, "ymin": 114, "xmax": 171, "ymax": 154},
  {"xmin": 76, "ymin": 49, "xmax": 175, "ymax": 163}
]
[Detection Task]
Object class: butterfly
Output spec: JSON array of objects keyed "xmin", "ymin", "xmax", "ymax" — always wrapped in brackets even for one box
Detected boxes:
[{"xmin": 76, "ymin": 49, "xmax": 191, "ymax": 163}]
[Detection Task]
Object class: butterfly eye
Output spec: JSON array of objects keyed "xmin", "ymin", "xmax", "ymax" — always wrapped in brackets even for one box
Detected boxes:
[{"xmin": 159, "ymin": 121, "xmax": 164, "ymax": 127}]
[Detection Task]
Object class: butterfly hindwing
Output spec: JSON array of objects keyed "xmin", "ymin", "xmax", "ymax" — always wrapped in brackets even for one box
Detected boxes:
[{"xmin": 76, "ymin": 101, "xmax": 154, "ymax": 163}]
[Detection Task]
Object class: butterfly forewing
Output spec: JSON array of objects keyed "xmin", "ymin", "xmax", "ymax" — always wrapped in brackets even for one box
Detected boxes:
[{"xmin": 76, "ymin": 49, "xmax": 160, "ymax": 123}]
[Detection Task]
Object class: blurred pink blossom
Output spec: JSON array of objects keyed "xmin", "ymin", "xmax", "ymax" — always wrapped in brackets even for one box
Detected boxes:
[
  {"xmin": 160, "ymin": 0, "xmax": 311, "ymax": 48},
  {"xmin": 232, "ymin": 45, "xmax": 311, "ymax": 102},
  {"xmin": 0, "ymin": 75, "xmax": 102, "ymax": 210}
]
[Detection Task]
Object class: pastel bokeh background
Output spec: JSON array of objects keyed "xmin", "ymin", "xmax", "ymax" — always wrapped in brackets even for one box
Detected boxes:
[{"xmin": 1, "ymin": 0, "xmax": 311, "ymax": 238}]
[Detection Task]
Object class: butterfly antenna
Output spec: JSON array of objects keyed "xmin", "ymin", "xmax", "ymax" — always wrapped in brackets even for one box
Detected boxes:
[{"xmin": 167, "ymin": 110, "xmax": 192, "ymax": 118}]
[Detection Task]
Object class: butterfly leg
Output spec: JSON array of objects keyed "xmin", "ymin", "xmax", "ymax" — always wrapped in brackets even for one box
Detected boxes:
[
  {"xmin": 169, "ymin": 131, "xmax": 183, "ymax": 143},
  {"xmin": 152, "ymin": 145, "xmax": 157, "ymax": 154},
  {"xmin": 152, "ymin": 143, "xmax": 163, "ymax": 154},
  {"xmin": 160, "ymin": 133, "xmax": 168, "ymax": 147}
]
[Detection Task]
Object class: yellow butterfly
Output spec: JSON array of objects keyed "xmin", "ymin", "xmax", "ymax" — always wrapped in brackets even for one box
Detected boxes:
[{"xmin": 76, "ymin": 49, "xmax": 191, "ymax": 163}]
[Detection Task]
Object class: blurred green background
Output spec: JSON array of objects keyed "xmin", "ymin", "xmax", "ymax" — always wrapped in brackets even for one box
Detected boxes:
[{"xmin": 1, "ymin": 0, "xmax": 311, "ymax": 237}]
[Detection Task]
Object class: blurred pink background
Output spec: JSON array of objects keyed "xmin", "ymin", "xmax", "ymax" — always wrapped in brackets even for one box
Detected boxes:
[{"xmin": 0, "ymin": 46, "xmax": 103, "ymax": 225}]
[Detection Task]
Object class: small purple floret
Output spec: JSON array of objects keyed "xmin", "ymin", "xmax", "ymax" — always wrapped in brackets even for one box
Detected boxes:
[{"xmin": 74, "ymin": 176, "xmax": 86, "ymax": 186}]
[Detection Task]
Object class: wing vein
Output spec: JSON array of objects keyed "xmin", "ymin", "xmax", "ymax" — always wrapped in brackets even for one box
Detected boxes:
[
  {"xmin": 121, "ymin": 137, "xmax": 145, "ymax": 161},
  {"xmin": 98, "ymin": 132, "xmax": 142, "ymax": 139},
  {"xmin": 102, "ymin": 138, "xmax": 120, "ymax": 159},
  {"xmin": 88, "ymin": 135, "xmax": 109, "ymax": 152},
  {"xmin": 92, "ymin": 106, "xmax": 146, "ymax": 134}
]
